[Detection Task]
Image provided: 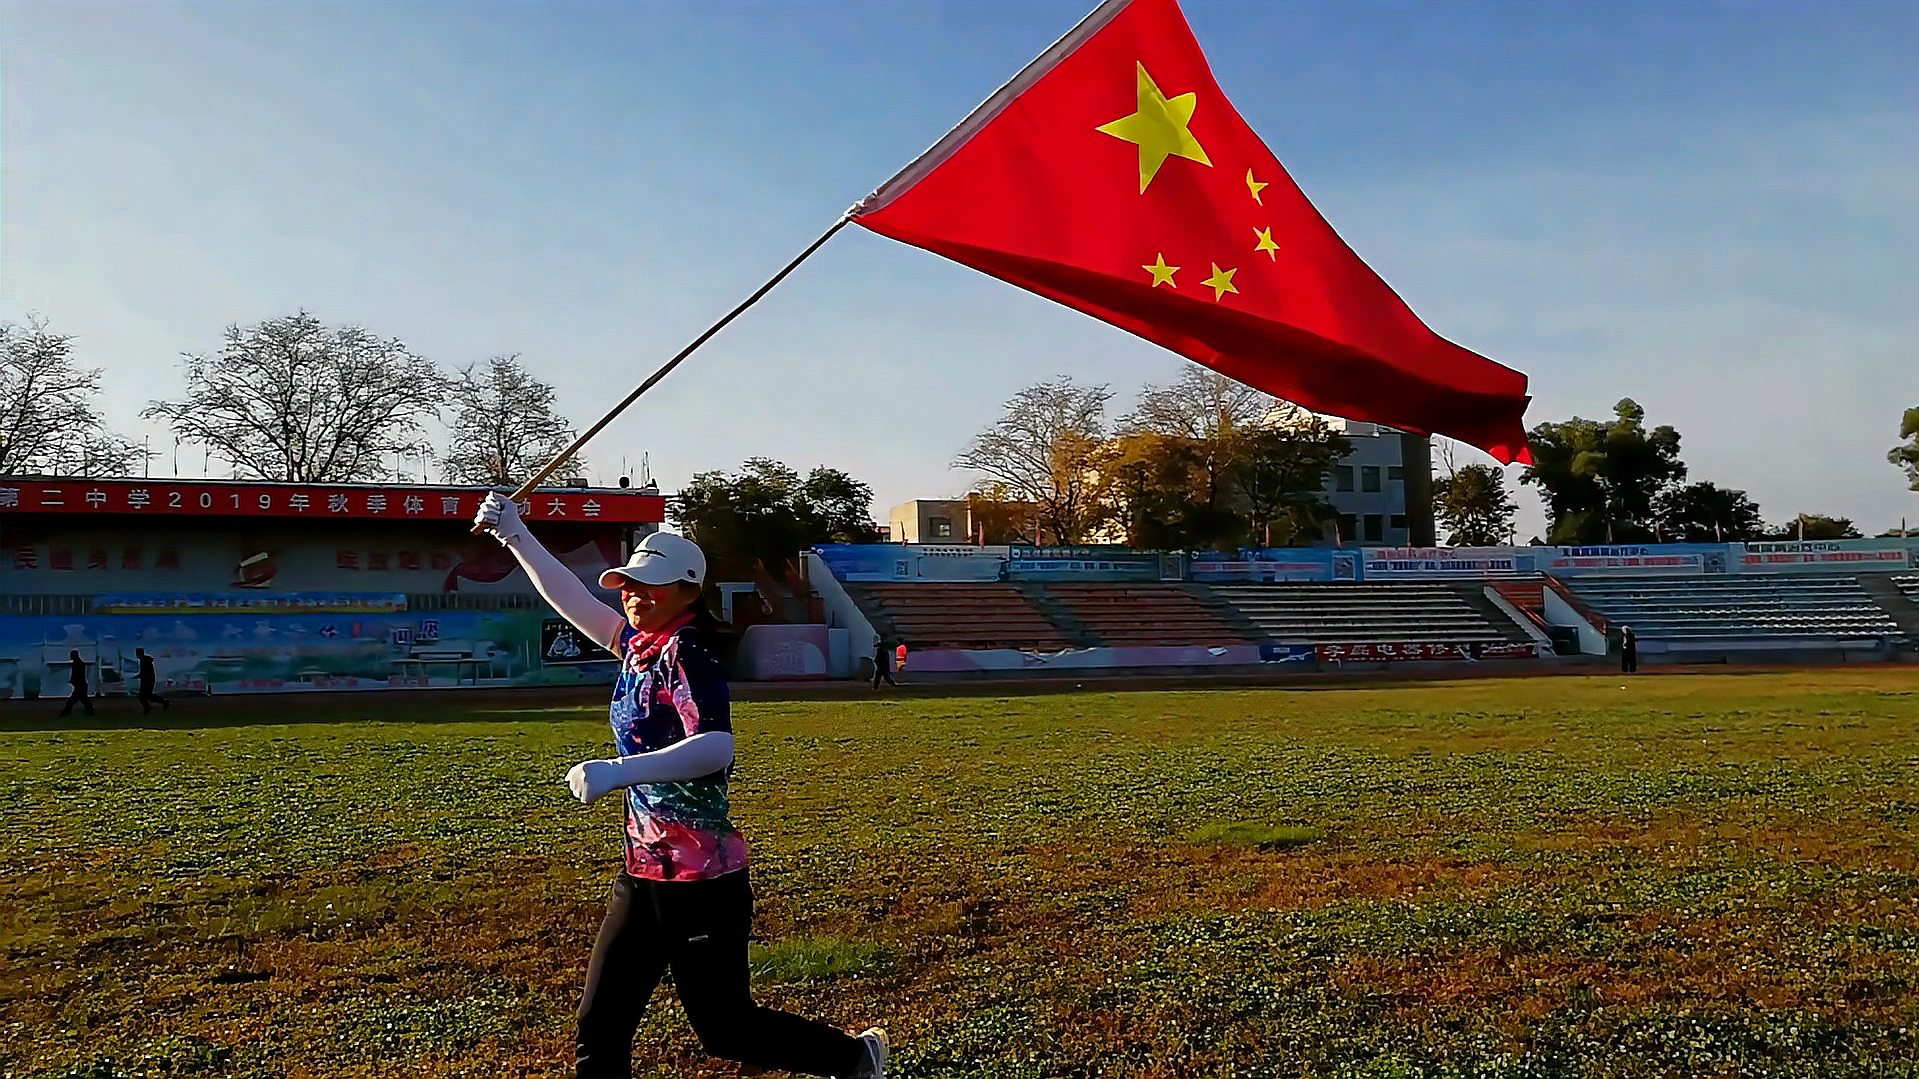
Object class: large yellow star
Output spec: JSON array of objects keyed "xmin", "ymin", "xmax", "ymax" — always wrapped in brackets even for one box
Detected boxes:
[
  {"xmin": 1203, "ymin": 263, "xmax": 1238, "ymax": 301},
  {"xmin": 1246, "ymin": 169, "xmax": 1268, "ymax": 204},
  {"xmin": 1253, "ymin": 226, "xmax": 1280, "ymax": 260},
  {"xmin": 1096, "ymin": 62, "xmax": 1212, "ymax": 194},
  {"xmin": 1142, "ymin": 253, "xmax": 1179, "ymax": 288}
]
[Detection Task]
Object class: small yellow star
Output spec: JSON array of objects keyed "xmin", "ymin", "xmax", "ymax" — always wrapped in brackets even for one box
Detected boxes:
[
  {"xmin": 1246, "ymin": 169, "xmax": 1268, "ymax": 204},
  {"xmin": 1096, "ymin": 62, "xmax": 1212, "ymax": 194},
  {"xmin": 1142, "ymin": 253, "xmax": 1179, "ymax": 288},
  {"xmin": 1253, "ymin": 226, "xmax": 1280, "ymax": 260},
  {"xmin": 1203, "ymin": 263, "xmax": 1238, "ymax": 301}
]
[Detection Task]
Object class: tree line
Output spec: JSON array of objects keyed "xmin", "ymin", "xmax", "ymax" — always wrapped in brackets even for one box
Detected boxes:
[
  {"xmin": 5, "ymin": 312, "xmax": 1916, "ymax": 544},
  {"xmin": 0, "ymin": 312, "xmax": 584, "ymax": 487},
  {"xmin": 1520, "ymin": 398, "xmax": 1915, "ymax": 543}
]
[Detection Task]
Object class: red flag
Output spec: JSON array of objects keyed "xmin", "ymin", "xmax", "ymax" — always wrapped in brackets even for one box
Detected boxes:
[{"xmin": 852, "ymin": 0, "xmax": 1532, "ymax": 462}]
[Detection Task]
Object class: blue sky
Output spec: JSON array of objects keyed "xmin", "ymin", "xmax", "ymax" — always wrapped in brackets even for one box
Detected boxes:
[{"xmin": 6, "ymin": 0, "xmax": 1916, "ymax": 536}]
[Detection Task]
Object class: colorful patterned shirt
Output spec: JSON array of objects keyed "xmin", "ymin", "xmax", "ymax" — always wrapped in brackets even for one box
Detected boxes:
[{"xmin": 608, "ymin": 622, "xmax": 748, "ymax": 881}]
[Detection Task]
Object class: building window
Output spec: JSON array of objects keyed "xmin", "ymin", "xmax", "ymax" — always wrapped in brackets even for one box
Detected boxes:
[
  {"xmin": 1362, "ymin": 466, "xmax": 1382, "ymax": 493},
  {"xmin": 1337, "ymin": 514, "xmax": 1358, "ymax": 542},
  {"xmin": 1364, "ymin": 514, "xmax": 1385, "ymax": 542},
  {"xmin": 1388, "ymin": 466, "xmax": 1405, "ymax": 482},
  {"xmin": 929, "ymin": 516, "xmax": 953, "ymax": 539},
  {"xmin": 1390, "ymin": 514, "xmax": 1408, "ymax": 530},
  {"xmin": 1334, "ymin": 466, "xmax": 1355, "ymax": 492}
]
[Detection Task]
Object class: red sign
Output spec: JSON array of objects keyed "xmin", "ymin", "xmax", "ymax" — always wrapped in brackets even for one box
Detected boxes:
[
  {"xmin": 1317, "ymin": 642, "xmax": 1469, "ymax": 663},
  {"xmin": 0, "ymin": 479, "xmax": 663, "ymax": 524}
]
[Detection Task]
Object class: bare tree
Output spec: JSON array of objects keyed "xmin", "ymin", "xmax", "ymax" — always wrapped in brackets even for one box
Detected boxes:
[
  {"xmin": 144, "ymin": 312, "xmax": 446, "ymax": 483},
  {"xmin": 1125, "ymin": 366, "xmax": 1275, "ymax": 442},
  {"xmin": 0, "ymin": 316, "xmax": 143, "ymax": 476},
  {"xmin": 440, "ymin": 355, "xmax": 583, "ymax": 486},
  {"xmin": 956, "ymin": 376, "xmax": 1112, "ymax": 544}
]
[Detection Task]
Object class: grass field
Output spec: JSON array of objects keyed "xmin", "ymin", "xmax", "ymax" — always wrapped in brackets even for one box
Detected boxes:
[{"xmin": 4, "ymin": 670, "xmax": 1919, "ymax": 1078}]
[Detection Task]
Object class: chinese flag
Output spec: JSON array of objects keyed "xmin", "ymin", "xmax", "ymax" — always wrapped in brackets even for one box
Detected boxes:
[{"xmin": 852, "ymin": 0, "xmax": 1531, "ymax": 462}]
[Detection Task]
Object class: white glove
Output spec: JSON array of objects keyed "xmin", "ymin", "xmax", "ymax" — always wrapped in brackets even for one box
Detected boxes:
[
  {"xmin": 566, "ymin": 759, "xmax": 628, "ymax": 805},
  {"xmin": 473, "ymin": 491, "xmax": 530, "ymax": 548}
]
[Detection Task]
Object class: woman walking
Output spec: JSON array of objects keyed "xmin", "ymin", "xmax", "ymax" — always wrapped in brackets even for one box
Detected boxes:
[{"xmin": 476, "ymin": 494, "xmax": 886, "ymax": 1079}]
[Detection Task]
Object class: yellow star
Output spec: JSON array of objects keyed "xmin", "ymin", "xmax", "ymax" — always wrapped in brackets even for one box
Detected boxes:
[
  {"xmin": 1246, "ymin": 169, "xmax": 1268, "ymax": 204},
  {"xmin": 1253, "ymin": 226, "xmax": 1280, "ymax": 260},
  {"xmin": 1096, "ymin": 62, "xmax": 1212, "ymax": 194},
  {"xmin": 1203, "ymin": 263, "xmax": 1238, "ymax": 301},
  {"xmin": 1142, "ymin": 253, "xmax": 1179, "ymax": 288}
]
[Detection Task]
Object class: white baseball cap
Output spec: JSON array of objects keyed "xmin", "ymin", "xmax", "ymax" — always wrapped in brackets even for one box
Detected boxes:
[{"xmin": 599, "ymin": 531, "xmax": 707, "ymax": 589}]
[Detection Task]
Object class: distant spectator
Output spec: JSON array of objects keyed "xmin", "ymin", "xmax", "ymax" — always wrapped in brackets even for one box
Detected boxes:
[
  {"xmin": 872, "ymin": 637, "xmax": 897, "ymax": 689},
  {"xmin": 1620, "ymin": 626, "xmax": 1638, "ymax": 675},
  {"xmin": 58, "ymin": 650, "xmax": 93, "ymax": 717},
  {"xmin": 135, "ymin": 647, "xmax": 171, "ymax": 715}
]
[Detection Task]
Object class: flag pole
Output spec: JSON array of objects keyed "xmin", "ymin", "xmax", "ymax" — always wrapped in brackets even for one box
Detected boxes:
[{"xmin": 478, "ymin": 214, "xmax": 852, "ymax": 525}]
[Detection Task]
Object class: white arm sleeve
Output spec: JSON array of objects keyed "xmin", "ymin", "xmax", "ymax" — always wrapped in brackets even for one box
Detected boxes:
[
  {"xmin": 502, "ymin": 532, "xmax": 627, "ymax": 652},
  {"xmin": 604, "ymin": 731, "xmax": 736, "ymax": 784}
]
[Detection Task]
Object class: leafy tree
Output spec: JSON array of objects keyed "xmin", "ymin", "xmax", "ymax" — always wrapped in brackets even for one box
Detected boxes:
[
  {"xmin": 956, "ymin": 377, "xmax": 1111, "ymax": 544},
  {"xmin": 1230, "ymin": 414, "xmax": 1351, "ymax": 547},
  {"xmin": 1433, "ymin": 464, "xmax": 1517, "ymax": 546},
  {"xmin": 1520, "ymin": 399, "xmax": 1686, "ymax": 544},
  {"xmin": 441, "ymin": 355, "xmax": 582, "ymax": 486},
  {"xmin": 0, "ymin": 316, "xmax": 142, "ymax": 476},
  {"xmin": 1891, "ymin": 406, "xmax": 1919, "ymax": 492},
  {"xmin": 1088, "ymin": 431, "xmax": 1219, "ymax": 549},
  {"xmin": 960, "ymin": 483, "xmax": 1041, "ymax": 545},
  {"xmin": 145, "ymin": 312, "xmax": 446, "ymax": 482},
  {"xmin": 670, "ymin": 458, "xmax": 881, "ymax": 584},
  {"xmin": 1769, "ymin": 514, "xmax": 1861, "ymax": 541},
  {"xmin": 1654, "ymin": 481, "xmax": 1766, "ymax": 542}
]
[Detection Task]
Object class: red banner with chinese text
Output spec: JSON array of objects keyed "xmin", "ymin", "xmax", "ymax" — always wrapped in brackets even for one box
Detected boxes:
[{"xmin": 0, "ymin": 480, "xmax": 662, "ymax": 524}]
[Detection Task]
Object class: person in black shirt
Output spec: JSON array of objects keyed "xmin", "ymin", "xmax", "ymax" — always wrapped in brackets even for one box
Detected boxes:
[
  {"xmin": 1620, "ymin": 625, "xmax": 1638, "ymax": 674},
  {"xmin": 870, "ymin": 637, "xmax": 897, "ymax": 690},
  {"xmin": 58, "ymin": 650, "xmax": 94, "ymax": 716},
  {"xmin": 135, "ymin": 647, "xmax": 171, "ymax": 714}
]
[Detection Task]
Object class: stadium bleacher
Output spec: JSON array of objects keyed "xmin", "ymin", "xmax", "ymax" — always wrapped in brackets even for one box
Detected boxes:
[
  {"xmin": 1897, "ymin": 575, "xmax": 1919, "ymax": 604},
  {"xmin": 1209, "ymin": 582, "xmax": 1526, "ymax": 646},
  {"xmin": 846, "ymin": 582, "xmax": 1072, "ymax": 651},
  {"xmin": 1043, "ymin": 583, "xmax": 1252, "ymax": 646},
  {"xmin": 1564, "ymin": 575, "xmax": 1900, "ymax": 643}
]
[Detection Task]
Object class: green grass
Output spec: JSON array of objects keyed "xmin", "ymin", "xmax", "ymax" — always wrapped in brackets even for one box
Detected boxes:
[
  {"xmin": 1189, "ymin": 821, "xmax": 1325, "ymax": 850},
  {"xmin": 4, "ymin": 670, "xmax": 1919, "ymax": 1077}
]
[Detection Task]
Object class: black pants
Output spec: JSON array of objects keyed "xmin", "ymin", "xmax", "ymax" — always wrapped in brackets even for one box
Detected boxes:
[
  {"xmin": 137, "ymin": 681, "xmax": 170, "ymax": 714},
  {"xmin": 58, "ymin": 687, "xmax": 92, "ymax": 716},
  {"xmin": 871, "ymin": 662, "xmax": 896, "ymax": 689},
  {"xmin": 576, "ymin": 869, "xmax": 862, "ymax": 1079},
  {"xmin": 1621, "ymin": 649, "xmax": 1637, "ymax": 674}
]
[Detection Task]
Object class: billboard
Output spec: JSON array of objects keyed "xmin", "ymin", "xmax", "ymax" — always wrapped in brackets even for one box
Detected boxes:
[
  {"xmin": 1543, "ymin": 544, "xmax": 1726, "ymax": 577},
  {"xmin": 0, "ymin": 593, "xmax": 616, "ymax": 698},
  {"xmin": 1361, "ymin": 546, "xmax": 1539, "ymax": 580},
  {"xmin": 1733, "ymin": 540, "xmax": 1919, "ymax": 573},
  {"xmin": 1007, "ymin": 545, "xmax": 1169, "ymax": 582},
  {"xmin": 812, "ymin": 544, "xmax": 1009, "ymax": 582},
  {"xmin": 1189, "ymin": 549, "xmax": 1337, "ymax": 583}
]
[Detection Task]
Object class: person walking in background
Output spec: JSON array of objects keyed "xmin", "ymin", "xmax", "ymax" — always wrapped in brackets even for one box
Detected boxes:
[
  {"xmin": 1620, "ymin": 625, "xmax": 1638, "ymax": 675},
  {"xmin": 135, "ymin": 647, "xmax": 171, "ymax": 714},
  {"xmin": 871, "ymin": 637, "xmax": 897, "ymax": 690},
  {"xmin": 58, "ymin": 650, "xmax": 93, "ymax": 717}
]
